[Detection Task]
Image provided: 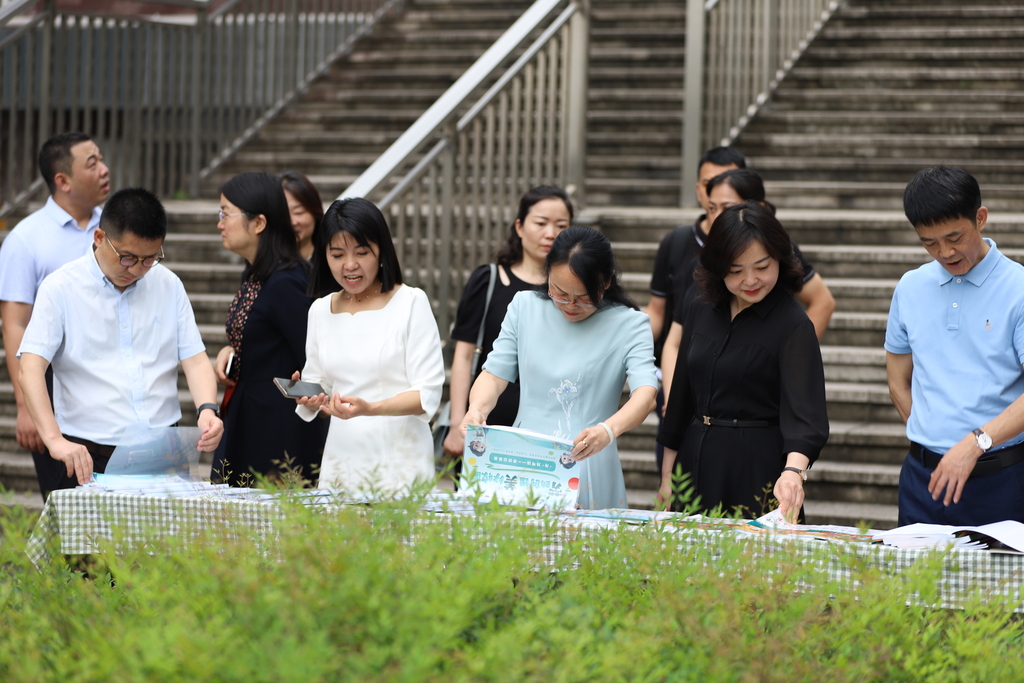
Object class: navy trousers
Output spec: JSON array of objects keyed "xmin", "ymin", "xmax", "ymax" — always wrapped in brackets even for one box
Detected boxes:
[{"xmin": 898, "ymin": 451, "xmax": 1024, "ymax": 526}]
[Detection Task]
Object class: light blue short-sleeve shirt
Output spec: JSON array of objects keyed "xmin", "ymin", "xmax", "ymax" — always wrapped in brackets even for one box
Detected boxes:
[
  {"xmin": 0, "ymin": 196, "xmax": 100, "ymax": 304},
  {"xmin": 885, "ymin": 238, "xmax": 1024, "ymax": 452},
  {"xmin": 18, "ymin": 250, "xmax": 206, "ymax": 444}
]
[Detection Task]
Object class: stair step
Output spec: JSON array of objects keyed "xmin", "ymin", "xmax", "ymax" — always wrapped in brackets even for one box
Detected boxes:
[{"xmin": 0, "ymin": 489, "xmax": 45, "ymax": 512}]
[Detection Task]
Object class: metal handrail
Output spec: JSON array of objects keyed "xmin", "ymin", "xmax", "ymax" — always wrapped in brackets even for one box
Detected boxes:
[
  {"xmin": 339, "ymin": 0, "xmax": 589, "ymax": 338},
  {"xmin": 342, "ymin": 0, "xmax": 570, "ymax": 203},
  {"xmin": 0, "ymin": 0, "xmax": 43, "ymax": 27},
  {"xmin": 377, "ymin": 3, "xmax": 577, "ymax": 209},
  {"xmin": 681, "ymin": 0, "xmax": 844, "ymax": 206},
  {"xmin": 0, "ymin": 0, "xmax": 399, "ymax": 216}
]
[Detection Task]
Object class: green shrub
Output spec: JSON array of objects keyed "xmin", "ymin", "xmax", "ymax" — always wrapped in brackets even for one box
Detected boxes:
[{"xmin": 1, "ymin": 497, "xmax": 1022, "ymax": 682}]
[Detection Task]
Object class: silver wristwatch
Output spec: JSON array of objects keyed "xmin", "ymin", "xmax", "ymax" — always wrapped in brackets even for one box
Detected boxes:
[{"xmin": 972, "ymin": 428, "xmax": 993, "ymax": 452}]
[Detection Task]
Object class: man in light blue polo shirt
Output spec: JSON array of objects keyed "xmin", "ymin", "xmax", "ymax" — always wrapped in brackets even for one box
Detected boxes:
[
  {"xmin": 17, "ymin": 187, "xmax": 223, "ymax": 494},
  {"xmin": 0, "ymin": 132, "xmax": 110, "ymax": 487},
  {"xmin": 886, "ymin": 166, "xmax": 1024, "ymax": 525}
]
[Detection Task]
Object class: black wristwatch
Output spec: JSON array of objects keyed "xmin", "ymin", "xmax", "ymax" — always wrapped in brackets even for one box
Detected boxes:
[
  {"xmin": 782, "ymin": 466, "xmax": 807, "ymax": 482},
  {"xmin": 196, "ymin": 402, "xmax": 220, "ymax": 419}
]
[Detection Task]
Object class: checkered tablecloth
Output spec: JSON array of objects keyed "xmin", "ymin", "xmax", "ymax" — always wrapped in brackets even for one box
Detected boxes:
[
  {"xmin": 26, "ymin": 488, "xmax": 287, "ymax": 567},
  {"xmin": 26, "ymin": 489, "xmax": 1024, "ymax": 611}
]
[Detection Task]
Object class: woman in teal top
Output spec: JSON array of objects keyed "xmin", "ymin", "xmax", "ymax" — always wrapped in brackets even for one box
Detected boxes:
[{"xmin": 461, "ymin": 227, "xmax": 658, "ymax": 509}]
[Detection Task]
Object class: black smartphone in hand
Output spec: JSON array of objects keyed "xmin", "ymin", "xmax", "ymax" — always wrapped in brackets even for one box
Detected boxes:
[{"xmin": 273, "ymin": 377, "xmax": 328, "ymax": 399}]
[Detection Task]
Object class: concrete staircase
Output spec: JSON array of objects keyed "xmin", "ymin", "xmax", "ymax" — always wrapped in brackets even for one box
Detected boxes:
[
  {"xmin": 586, "ymin": 0, "xmax": 686, "ymax": 207},
  {"xmin": 206, "ymin": 0, "xmax": 539, "ymax": 198},
  {"xmin": 739, "ymin": 0, "xmax": 1024, "ymax": 212}
]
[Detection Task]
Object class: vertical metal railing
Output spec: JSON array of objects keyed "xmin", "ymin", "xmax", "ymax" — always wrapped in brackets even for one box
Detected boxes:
[
  {"xmin": 681, "ymin": 0, "xmax": 843, "ymax": 206},
  {"xmin": 0, "ymin": 0, "xmax": 399, "ymax": 216},
  {"xmin": 341, "ymin": 0, "xmax": 587, "ymax": 338}
]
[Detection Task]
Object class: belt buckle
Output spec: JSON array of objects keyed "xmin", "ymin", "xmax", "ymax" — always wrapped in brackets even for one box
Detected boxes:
[{"xmin": 702, "ymin": 415, "xmax": 711, "ymax": 426}]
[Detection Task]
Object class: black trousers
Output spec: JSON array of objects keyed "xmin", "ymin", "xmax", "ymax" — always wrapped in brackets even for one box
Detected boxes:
[{"xmin": 33, "ymin": 435, "xmax": 114, "ymax": 500}]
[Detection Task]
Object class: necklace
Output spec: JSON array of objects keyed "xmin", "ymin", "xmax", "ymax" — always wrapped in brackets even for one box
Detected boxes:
[{"xmin": 342, "ymin": 284, "xmax": 382, "ymax": 303}]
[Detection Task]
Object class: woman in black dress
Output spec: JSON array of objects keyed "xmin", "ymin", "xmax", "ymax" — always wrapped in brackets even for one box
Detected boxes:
[
  {"xmin": 657, "ymin": 201, "xmax": 828, "ymax": 521},
  {"xmin": 212, "ymin": 172, "xmax": 327, "ymax": 486},
  {"xmin": 442, "ymin": 186, "xmax": 574, "ymax": 459}
]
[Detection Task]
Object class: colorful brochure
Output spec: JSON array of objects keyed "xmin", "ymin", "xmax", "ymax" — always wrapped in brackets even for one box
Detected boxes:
[{"xmin": 461, "ymin": 424, "xmax": 580, "ymax": 508}]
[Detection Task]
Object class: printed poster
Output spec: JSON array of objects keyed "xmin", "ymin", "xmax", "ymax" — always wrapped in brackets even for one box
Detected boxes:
[{"xmin": 461, "ymin": 424, "xmax": 580, "ymax": 508}]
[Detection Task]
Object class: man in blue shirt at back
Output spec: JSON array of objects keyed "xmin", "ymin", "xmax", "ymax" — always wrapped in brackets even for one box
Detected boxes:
[
  {"xmin": 886, "ymin": 166, "xmax": 1024, "ymax": 525},
  {"xmin": 0, "ymin": 132, "xmax": 109, "ymax": 493}
]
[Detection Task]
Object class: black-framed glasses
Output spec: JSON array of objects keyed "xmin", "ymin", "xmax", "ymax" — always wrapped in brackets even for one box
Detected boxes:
[
  {"xmin": 105, "ymin": 237, "xmax": 164, "ymax": 268},
  {"xmin": 547, "ymin": 290, "xmax": 596, "ymax": 308}
]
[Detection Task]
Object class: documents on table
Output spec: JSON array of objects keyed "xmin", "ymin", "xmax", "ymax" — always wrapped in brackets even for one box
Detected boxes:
[
  {"xmin": 872, "ymin": 521, "xmax": 1024, "ymax": 552},
  {"xmin": 737, "ymin": 509, "xmax": 879, "ymax": 543}
]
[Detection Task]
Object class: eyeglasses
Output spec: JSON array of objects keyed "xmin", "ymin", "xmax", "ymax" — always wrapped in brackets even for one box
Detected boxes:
[
  {"xmin": 218, "ymin": 210, "xmax": 248, "ymax": 221},
  {"xmin": 105, "ymin": 237, "xmax": 164, "ymax": 268},
  {"xmin": 547, "ymin": 290, "xmax": 596, "ymax": 308}
]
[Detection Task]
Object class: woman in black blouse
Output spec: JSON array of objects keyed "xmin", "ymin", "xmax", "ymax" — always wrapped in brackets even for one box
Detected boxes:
[
  {"xmin": 443, "ymin": 186, "xmax": 574, "ymax": 459},
  {"xmin": 212, "ymin": 172, "xmax": 327, "ymax": 485},
  {"xmin": 657, "ymin": 201, "xmax": 828, "ymax": 521}
]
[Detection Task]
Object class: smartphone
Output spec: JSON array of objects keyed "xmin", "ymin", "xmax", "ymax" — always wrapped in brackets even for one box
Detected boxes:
[
  {"xmin": 225, "ymin": 352, "xmax": 234, "ymax": 377},
  {"xmin": 273, "ymin": 377, "xmax": 328, "ymax": 399}
]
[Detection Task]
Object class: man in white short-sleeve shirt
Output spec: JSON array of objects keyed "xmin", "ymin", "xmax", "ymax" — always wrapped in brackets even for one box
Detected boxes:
[
  {"xmin": 0, "ymin": 132, "xmax": 110, "ymax": 490},
  {"xmin": 18, "ymin": 187, "xmax": 223, "ymax": 494}
]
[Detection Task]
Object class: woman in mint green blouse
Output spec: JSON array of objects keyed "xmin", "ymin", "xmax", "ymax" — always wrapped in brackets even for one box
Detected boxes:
[{"xmin": 461, "ymin": 227, "xmax": 658, "ymax": 509}]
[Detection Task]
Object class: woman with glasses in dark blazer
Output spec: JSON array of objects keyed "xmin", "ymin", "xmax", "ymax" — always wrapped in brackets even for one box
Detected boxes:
[{"xmin": 212, "ymin": 172, "xmax": 327, "ymax": 486}]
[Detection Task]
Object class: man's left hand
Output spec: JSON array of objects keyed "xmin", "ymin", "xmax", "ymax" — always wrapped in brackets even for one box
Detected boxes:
[
  {"xmin": 197, "ymin": 411, "xmax": 224, "ymax": 452},
  {"xmin": 929, "ymin": 433, "xmax": 982, "ymax": 506}
]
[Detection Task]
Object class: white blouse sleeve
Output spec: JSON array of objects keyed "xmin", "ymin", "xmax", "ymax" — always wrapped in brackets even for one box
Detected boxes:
[
  {"xmin": 404, "ymin": 287, "xmax": 446, "ymax": 422},
  {"xmin": 295, "ymin": 295, "xmax": 330, "ymax": 422}
]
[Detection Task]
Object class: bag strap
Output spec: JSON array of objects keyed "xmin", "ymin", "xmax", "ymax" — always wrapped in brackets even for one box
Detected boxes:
[{"xmin": 469, "ymin": 264, "xmax": 498, "ymax": 379}]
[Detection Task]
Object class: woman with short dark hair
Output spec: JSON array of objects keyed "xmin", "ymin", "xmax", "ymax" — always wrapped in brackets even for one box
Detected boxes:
[
  {"xmin": 657, "ymin": 201, "xmax": 829, "ymax": 521},
  {"xmin": 292, "ymin": 197, "xmax": 445, "ymax": 493},
  {"xmin": 460, "ymin": 226, "xmax": 658, "ymax": 510},
  {"xmin": 212, "ymin": 172, "xmax": 326, "ymax": 485}
]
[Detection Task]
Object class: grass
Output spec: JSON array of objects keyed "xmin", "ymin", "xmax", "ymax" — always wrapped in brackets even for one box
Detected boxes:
[{"xmin": 1, "ymin": 492, "xmax": 1023, "ymax": 682}]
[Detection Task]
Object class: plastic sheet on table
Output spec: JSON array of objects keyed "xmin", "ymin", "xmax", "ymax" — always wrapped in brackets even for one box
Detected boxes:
[{"xmin": 104, "ymin": 426, "xmax": 203, "ymax": 478}]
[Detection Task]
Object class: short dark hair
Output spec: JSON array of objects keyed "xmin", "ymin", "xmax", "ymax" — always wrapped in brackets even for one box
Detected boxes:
[
  {"xmin": 541, "ymin": 226, "xmax": 637, "ymax": 311},
  {"xmin": 495, "ymin": 186, "xmax": 574, "ymax": 268},
  {"xmin": 221, "ymin": 172, "xmax": 306, "ymax": 283},
  {"xmin": 705, "ymin": 168, "xmax": 775, "ymax": 214},
  {"xmin": 279, "ymin": 170, "xmax": 324, "ymax": 236},
  {"xmin": 903, "ymin": 166, "xmax": 982, "ymax": 229},
  {"xmin": 39, "ymin": 132, "xmax": 92, "ymax": 194},
  {"xmin": 698, "ymin": 146, "xmax": 747, "ymax": 174},
  {"xmin": 695, "ymin": 201, "xmax": 804, "ymax": 308},
  {"xmin": 309, "ymin": 198, "xmax": 403, "ymax": 297},
  {"xmin": 100, "ymin": 187, "xmax": 167, "ymax": 241}
]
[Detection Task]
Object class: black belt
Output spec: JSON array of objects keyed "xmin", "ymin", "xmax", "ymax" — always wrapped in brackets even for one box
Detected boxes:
[
  {"xmin": 910, "ymin": 441, "xmax": 1024, "ymax": 479},
  {"xmin": 700, "ymin": 416, "xmax": 777, "ymax": 428}
]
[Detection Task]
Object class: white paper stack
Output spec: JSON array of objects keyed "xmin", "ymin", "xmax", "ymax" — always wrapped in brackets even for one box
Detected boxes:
[{"xmin": 872, "ymin": 521, "xmax": 1024, "ymax": 552}]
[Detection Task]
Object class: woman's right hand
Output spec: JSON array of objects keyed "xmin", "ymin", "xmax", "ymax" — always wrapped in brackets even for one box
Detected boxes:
[
  {"xmin": 214, "ymin": 345, "xmax": 236, "ymax": 388},
  {"xmin": 458, "ymin": 406, "xmax": 487, "ymax": 436},
  {"xmin": 655, "ymin": 475, "xmax": 673, "ymax": 510},
  {"xmin": 443, "ymin": 428, "xmax": 465, "ymax": 457}
]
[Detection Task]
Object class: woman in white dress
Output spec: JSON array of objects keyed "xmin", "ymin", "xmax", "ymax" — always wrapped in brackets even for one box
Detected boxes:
[{"xmin": 292, "ymin": 198, "xmax": 445, "ymax": 493}]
